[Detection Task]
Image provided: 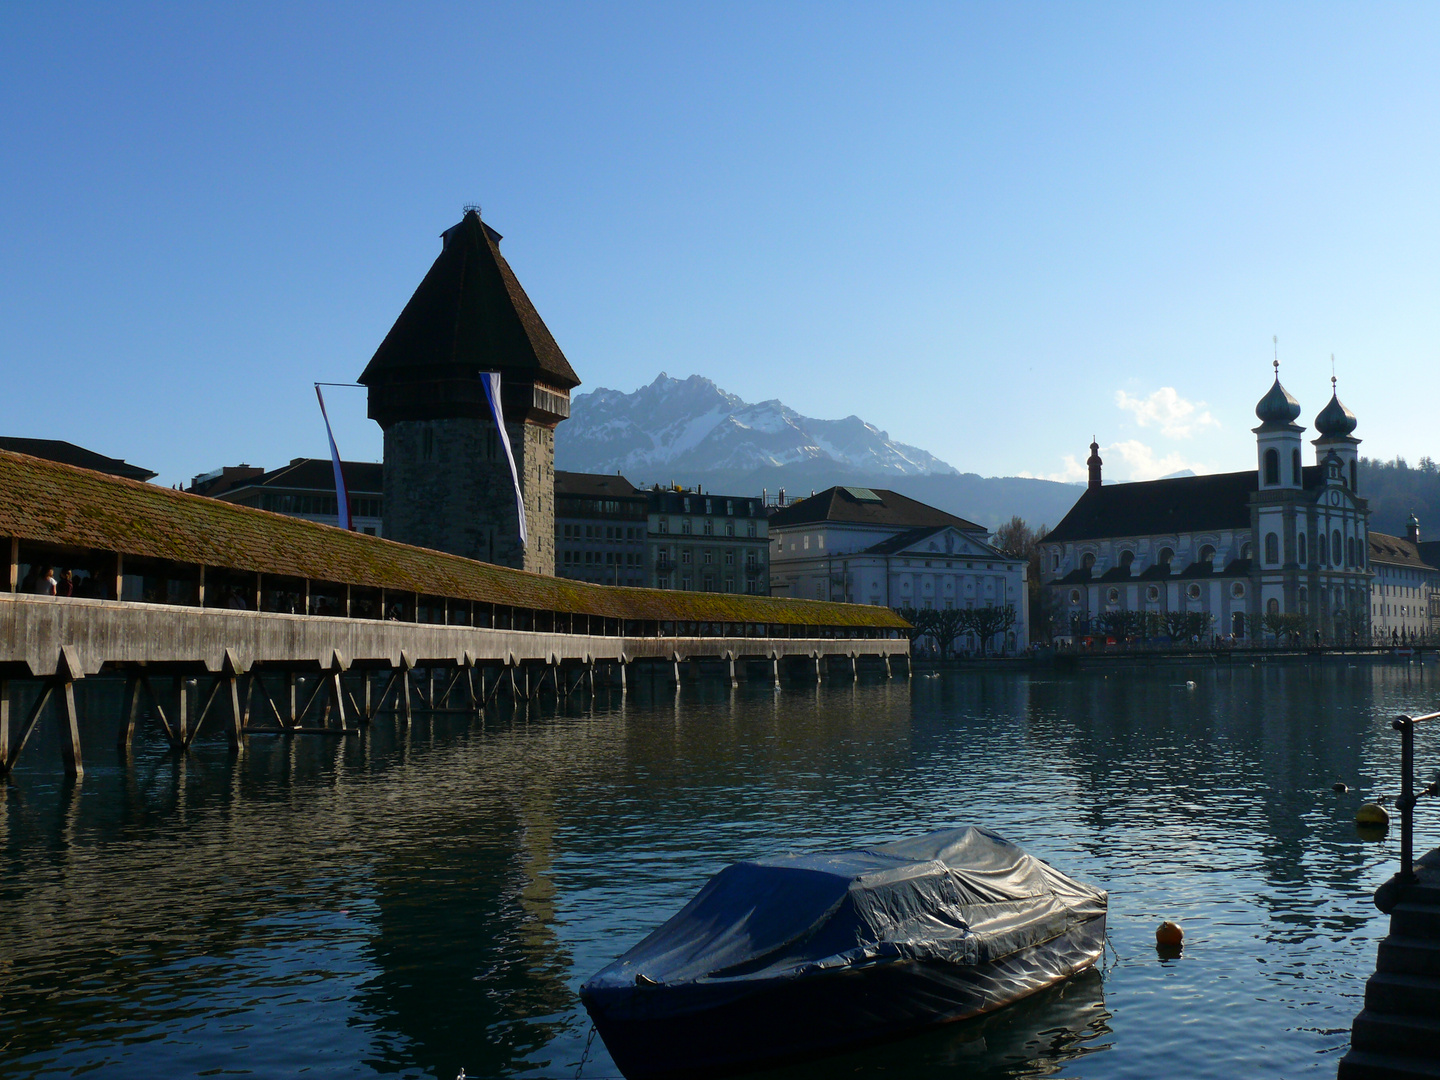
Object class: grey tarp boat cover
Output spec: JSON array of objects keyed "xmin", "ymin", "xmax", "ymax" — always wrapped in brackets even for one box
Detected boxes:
[{"xmin": 586, "ymin": 827, "xmax": 1106, "ymax": 992}]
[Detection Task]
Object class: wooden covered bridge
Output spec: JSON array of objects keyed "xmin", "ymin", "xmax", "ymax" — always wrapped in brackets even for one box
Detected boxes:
[{"xmin": 0, "ymin": 450, "xmax": 910, "ymax": 778}]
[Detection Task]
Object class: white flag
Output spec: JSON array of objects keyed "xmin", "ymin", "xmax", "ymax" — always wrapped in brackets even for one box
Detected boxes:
[{"xmin": 480, "ymin": 372, "xmax": 527, "ymax": 547}]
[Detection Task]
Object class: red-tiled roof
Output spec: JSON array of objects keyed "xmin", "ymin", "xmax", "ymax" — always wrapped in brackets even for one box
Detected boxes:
[
  {"xmin": 1370, "ymin": 531, "xmax": 1436, "ymax": 571},
  {"xmin": 769, "ymin": 487, "xmax": 984, "ymax": 532}
]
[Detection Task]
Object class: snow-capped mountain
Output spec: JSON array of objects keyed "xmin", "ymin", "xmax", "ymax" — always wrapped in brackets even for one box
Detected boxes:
[{"xmin": 557, "ymin": 373, "xmax": 959, "ymax": 479}]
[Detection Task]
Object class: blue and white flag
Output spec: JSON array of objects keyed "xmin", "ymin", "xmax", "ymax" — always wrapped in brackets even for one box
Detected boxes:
[
  {"xmin": 480, "ymin": 371, "xmax": 527, "ymax": 547},
  {"xmin": 314, "ymin": 384, "xmax": 352, "ymax": 531}
]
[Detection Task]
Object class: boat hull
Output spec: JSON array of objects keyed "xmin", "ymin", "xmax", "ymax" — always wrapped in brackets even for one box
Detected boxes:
[{"xmin": 581, "ymin": 912, "xmax": 1106, "ymax": 1080}]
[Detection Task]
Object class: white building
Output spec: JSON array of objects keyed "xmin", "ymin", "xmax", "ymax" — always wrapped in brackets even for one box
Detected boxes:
[
  {"xmin": 1038, "ymin": 369, "xmax": 1371, "ymax": 644},
  {"xmin": 769, "ymin": 486, "xmax": 1029, "ymax": 653},
  {"xmin": 1369, "ymin": 516, "xmax": 1440, "ymax": 643}
]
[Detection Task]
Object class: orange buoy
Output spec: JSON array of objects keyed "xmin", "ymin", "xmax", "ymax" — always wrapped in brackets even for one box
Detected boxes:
[{"xmin": 1156, "ymin": 921, "xmax": 1184, "ymax": 949}]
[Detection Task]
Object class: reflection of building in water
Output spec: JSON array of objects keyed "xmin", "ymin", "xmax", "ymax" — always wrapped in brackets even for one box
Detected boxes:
[{"xmin": 357, "ymin": 776, "xmax": 571, "ymax": 1080}]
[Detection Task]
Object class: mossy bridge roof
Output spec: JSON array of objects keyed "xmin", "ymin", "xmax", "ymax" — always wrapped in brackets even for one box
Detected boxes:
[{"xmin": 0, "ymin": 450, "xmax": 905, "ymax": 630}]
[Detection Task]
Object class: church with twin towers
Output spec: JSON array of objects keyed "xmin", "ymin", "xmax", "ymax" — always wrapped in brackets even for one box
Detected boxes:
[{"xmin": 1038, "ymin": 364, "xmax": 1371, "ymax": 643}]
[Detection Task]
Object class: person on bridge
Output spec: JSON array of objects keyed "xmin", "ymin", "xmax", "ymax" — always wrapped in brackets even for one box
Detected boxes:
[
  {"xmin": 56, "ymin": 569, "xmax": 74, "ymax": 597},
  {"xmin": 35, "ymin": 566, "xmax": 56, "ymax": 596}
]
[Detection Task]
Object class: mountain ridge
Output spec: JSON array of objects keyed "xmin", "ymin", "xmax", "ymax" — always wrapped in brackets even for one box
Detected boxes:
[{"xmin": 555, "ymin": 374, "xmax": 1084, "ymax": 531}]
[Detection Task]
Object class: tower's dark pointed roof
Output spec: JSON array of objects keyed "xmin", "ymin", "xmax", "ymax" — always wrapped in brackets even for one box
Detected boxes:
[
  {"xmin": 1314, "ymin": 385, "xmax": 1357, "ymax": 439},
  {"xmin": 1254, "ymin": 374, "xmax": 1302, "ymax": 429},
  {"xmin": 359, "ymin": 210, "xmax": 580, "ymax": 390}
]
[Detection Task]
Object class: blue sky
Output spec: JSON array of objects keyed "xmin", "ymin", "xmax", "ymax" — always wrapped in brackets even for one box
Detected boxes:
[{"xmin": 2, "ymin": 3, "xmax": 1437, "ymax": 487}]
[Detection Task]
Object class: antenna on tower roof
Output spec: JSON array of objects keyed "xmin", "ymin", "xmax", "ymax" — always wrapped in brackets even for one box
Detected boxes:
[
  {"xmin": 1273, "ymin": 334, "xmax": 1279, "ymax": 375},
  {"xmin": 1331, "ymin": 353, "xmax": 1337, "ymax": 388}
]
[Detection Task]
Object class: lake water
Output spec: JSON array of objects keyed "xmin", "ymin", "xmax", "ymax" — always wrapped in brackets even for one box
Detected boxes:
[{"xmin": 2, "ymin": 661, "xmax": 1438, "ymax": 1079}]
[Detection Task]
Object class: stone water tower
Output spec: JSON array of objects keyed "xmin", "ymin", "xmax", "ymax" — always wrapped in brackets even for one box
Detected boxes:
[{"xmin": 359, "ymin": 209, "xmax": 579, "ymax": 574}]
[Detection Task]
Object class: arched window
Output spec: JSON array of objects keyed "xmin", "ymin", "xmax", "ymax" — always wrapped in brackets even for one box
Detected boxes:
[
  {"xmin": 1265, "ymin": 532, "xmax": 1280, "ymax": 565},
  {"xmin": 1158, "ymin": 547, "xmax": 1174, "ymax": 568},
  {"xmin": 1332, "ymin": 530, "xmax": 1342, "ymax": 566},
  {"xmin": 1298, "ymin": 533, "xmax": 1307, "ymax": 565},
  {"xmin": 1241, "ymin": 542, "xmax": 1252, "ymax": 559},
  {"xmin": 1264, "ymin": 448, "xmax": 1279, "ymax": 486},
  {"xmin": 1119, "ymin": 550, "xmax": 1135, "ymax": 573},
  {"xmin": 1199, "ymin": 544, "xmax": 1216, "ymax": 565},
  {"xmin": 1069, "ymin": 589, "xmax": 1081, "ymax": 605},
  {"xmin": 1357, "ymin": 544, "xmax": 1365, "ymax": 569},
  {"xmin": 1081, "ymin": 552, "xmax": 1096, "ymax": 573},
  {"xmin": 1292, "ymin": 448, "xmax": 1301, "ymax": 485},
  {"xmin": 1318, "ymin": 532, "xmax": 1328, "ymax": 565},
  {"xmin": 1267, "ymin": 598, "xmax": 1280, "ymax": 616},
  {"xmin": 1346, "ymin": 536, "xmax": 1355, "ymax": 566}
]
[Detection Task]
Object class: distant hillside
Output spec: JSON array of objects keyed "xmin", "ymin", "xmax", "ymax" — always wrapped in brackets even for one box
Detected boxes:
[{"xmin": 1360, "ymin": 457, "xmax": 1440, "ymax": 538}]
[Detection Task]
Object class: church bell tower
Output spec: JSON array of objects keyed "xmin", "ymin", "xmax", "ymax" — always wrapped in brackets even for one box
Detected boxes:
[{"xmin": 359, "ymin": 209, "xmax": 579, "ymax": 574}]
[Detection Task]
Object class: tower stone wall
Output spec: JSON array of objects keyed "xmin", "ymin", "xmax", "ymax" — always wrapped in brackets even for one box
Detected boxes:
[{"xmin": 382, "ymin": 416, "xmax": 555, "ymax": 575}]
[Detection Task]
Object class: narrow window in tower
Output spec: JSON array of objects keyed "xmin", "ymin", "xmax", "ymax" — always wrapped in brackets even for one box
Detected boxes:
[
  {"xmin": 1265, "ymin": 532, "xmax": 1279, "ymax": 565},
  {"xmin": 1332, "ymin": 530, "xmax": 1342, "ymax": 566},
  {"xmin": 1298, "ymin": 533, "xmax": 1307, "ymax": 565},
  {"xmin": 1350, "ymin": 460, "xmax": 1358, "ymax": 491},
  {"xmin": 1319, "ymin": 533, "xmax": 1328, "ymax": 564},
  {"xmin": 1264, "ymin": 448, "xmax": 1279, "ymax": 486},
  {"xmin": 1292, "ymin": 449, "xmax": 1301, "ymax": 485}
]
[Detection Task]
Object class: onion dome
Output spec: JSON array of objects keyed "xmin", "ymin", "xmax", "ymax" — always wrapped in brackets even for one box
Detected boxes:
[
  {"xmin": 1255, "ymin": 372, "xmax": 1302, "ymax": 428},
  {"xmin": 1314, "ymin": 381, "xmax": 1358, "ymax": 438}
]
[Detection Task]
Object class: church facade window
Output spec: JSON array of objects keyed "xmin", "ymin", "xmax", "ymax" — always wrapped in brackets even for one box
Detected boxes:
[
  {"xmin": 1264, "ymin": 448, "xmax": 1280, "ymax": 486},
  {"xmin": 1265, "ymin": 532, "xmax": 1280, "ymax": 565}
]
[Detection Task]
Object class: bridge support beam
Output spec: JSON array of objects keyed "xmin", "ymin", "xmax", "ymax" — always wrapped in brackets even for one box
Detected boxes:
[{"xmin": 0, "ymin": 647, "xmax": 85, "ymax": 779}]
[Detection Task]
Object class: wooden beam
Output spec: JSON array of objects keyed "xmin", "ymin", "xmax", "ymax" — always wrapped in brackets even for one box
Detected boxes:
[
  {"xmin": 58, "ymin": 678, "xmax": 83, "ymax": 778},
  {"xmin": 0, "ymin": 678, "xmax": 9, "ymax": 763},
  {"xmin": 7, "ymin": 538, "xmax": 16, "ymax": 593},
  {"xmin": 225, "ymin": 674, "xmax": 242, "ymax": 751},
  {"xmin": 174, "ymin": 676, "xmax": 189, "ymax": 746},
  {"xmin": 138, "ymin": 673, "xmax": 177, "ymax": 744},
  {"xmin": 118, "ymin": 673, "xmax": 139, "ymax": 751},
  {"xmin": 3, "ymin": 682, "xmax": 55, "ymax": 773}
]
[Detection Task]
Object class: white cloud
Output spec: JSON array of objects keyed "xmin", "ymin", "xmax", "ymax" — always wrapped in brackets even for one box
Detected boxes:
[
  {"xmin": 1019, "ymin": 455, "xmax": 1088, "ymax": 484},
  {"xmin": 1024, "ymin": 440, "xmax": 1218, "ymax": 484},
  {"xmin": 1115, "ymin": 387, "xmax": 1219, "ymax": 439},
  {"xmin": 1107, "ymin": 439, "xmax": 1209, "ymax": 481}
]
